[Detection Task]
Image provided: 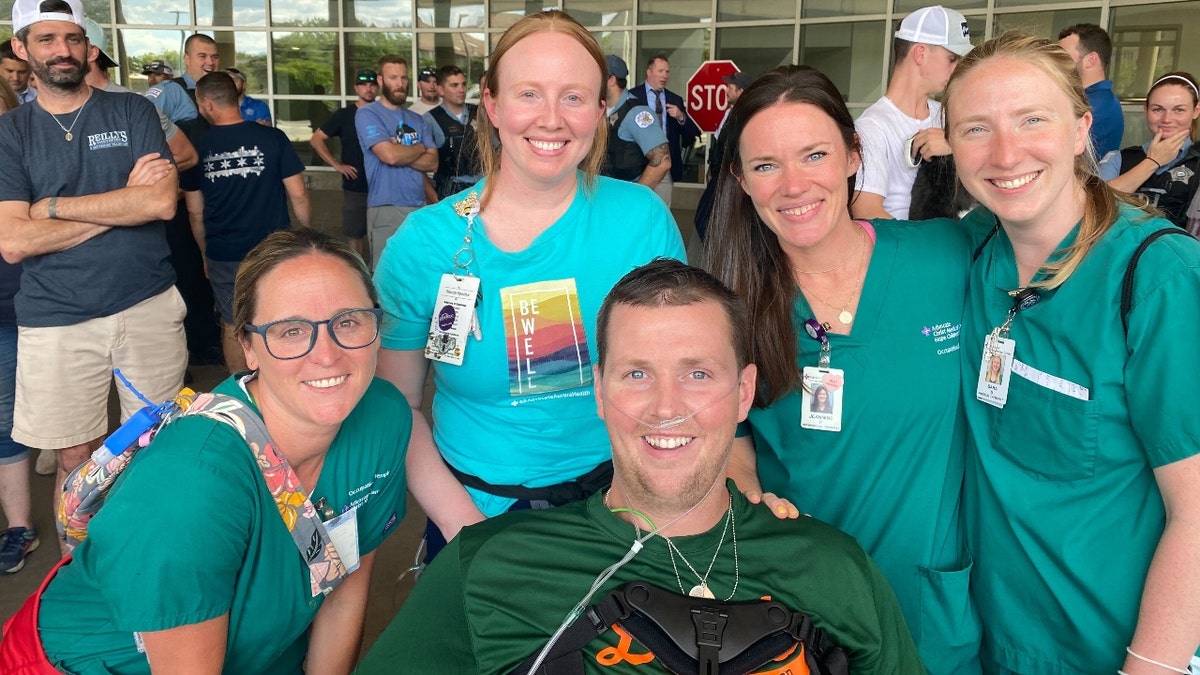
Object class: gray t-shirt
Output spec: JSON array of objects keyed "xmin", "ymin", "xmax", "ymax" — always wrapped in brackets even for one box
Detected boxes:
[{"xmin": 0, "ymin": 87, "xmax": 176, "ymax": 327}]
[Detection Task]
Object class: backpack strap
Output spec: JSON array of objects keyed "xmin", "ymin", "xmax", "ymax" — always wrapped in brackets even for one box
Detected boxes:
[
  {"xmin": 184, "ymin": 392, "xmax": 350, "ymax": 597},
  {"xmin": 1120, "ymin": 227, "xmax": 1194, "ymax": 335}
]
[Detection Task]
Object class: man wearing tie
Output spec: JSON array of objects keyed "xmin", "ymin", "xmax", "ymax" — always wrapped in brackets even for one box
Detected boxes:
[{"xmin": 630, "ymin": 54, "xmax": 700, "ymax": 206}]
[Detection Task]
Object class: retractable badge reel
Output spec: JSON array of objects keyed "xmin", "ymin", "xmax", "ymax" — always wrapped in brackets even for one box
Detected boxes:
[
  {"xmin": 426, "ymin": 193, "xmax": 484, "ymax": 366},
  {"xmin": 976, "ymin": 287, "xmax": 1039, "ymax": 408},
  {"xmin": 800, "ymin": 319, "xmax": 844, "ymax": 432}
]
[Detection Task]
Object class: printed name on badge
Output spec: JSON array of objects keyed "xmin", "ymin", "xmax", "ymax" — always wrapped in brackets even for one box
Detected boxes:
[
  {"xmin": 425, "ymin": 274, "xmax": 481, "ymax": 366},
  {"xmin": 976, "ymin": 334, "xmax": 1014, "ymax": 408},
  {"xmin": 800, "ymin": 366, "xmax": 844, "ymax": 432}
]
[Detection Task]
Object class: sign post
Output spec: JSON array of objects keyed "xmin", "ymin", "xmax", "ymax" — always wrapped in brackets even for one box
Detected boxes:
[{"xmin": 686, "ymin": 60, "xmax": 740, "ymax": 133}]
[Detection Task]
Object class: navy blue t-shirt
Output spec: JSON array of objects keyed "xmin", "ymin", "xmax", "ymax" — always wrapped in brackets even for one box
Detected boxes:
[
  {"xmin": 0, "ymin": 259, "xmax": 20, "ymax": 327},
  {"xmin": 181, "ymin": 121, "xmax": 304, "ymax": 262},
  {"xmin": 0, "ymin": 88, "xmax": 175, "ymax": 328},
  {"xmin": 319, "ymin": 104, "xmax": 368, "ymax": 194}
]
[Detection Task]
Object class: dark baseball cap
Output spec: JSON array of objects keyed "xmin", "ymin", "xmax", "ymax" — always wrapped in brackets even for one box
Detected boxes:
[
  {"xmin": 605, "ymin": 54, "xmax": 628, "ymax": 79},
  {"xmin": 356, "ymin": 69, "xmax": 377, "ymax": 83},
  {"xmin": 723, "ymin": 71, "xmax": 753, "ymax": 89},
  {"xmin": 417, "ymin": 66, "xmax": 437, "ymax": 81},
  {"xmin": 142, "ymin": 59, "xmax": 173, "ymax": 76}
]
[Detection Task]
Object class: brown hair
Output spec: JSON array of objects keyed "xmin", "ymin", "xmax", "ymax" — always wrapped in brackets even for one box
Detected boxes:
[
  {"xmin": 702, "ymin": 65, "xmax": 860, "ymax": 407},
  {"xmin": 475, "ymin": 10, "xmax": 607, "ymax": 206},
  {"xmin": 1057, "ymin": 23, "xmax": 1112, "ymax": 72},
  {"xmin": 195, "ymin": 71, "xmax": 238, "ymax": 108},
  {"xmin": 597, "ymin": 258, "xmax": 751, "ymax": 371},
  {"xmin": 1146, "ymin": 71, "xmax": 1200, "ymax": 141},
  {"xmin": 0, "ymin": 77, "xmax": 17, "ymax": 113},
  {"xmin": 233, "ymin": 228, "xmax": 377, "ymax": 334},
  {"xmin": 944, "ymin": 30, "xmax": 1146, "ymax": 290},
  {"xmin": 377, "ymin": 54, "xmax": 408, "ymax": 71}
]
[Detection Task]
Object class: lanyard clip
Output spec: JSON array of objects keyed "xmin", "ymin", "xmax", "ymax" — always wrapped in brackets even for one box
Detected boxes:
[{"xmin": 804, "ymin": 319, "xmax": 832, "ymax": 368}]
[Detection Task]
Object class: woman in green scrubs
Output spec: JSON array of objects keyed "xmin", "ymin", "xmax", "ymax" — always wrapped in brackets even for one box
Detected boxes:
[
  {"xmin": 945, "ymin": 32, "xmax": 1200, "ymax": 674},
  {"xmin": 705, "ymin": 65, "xmax": 983, "ymax": 675}
]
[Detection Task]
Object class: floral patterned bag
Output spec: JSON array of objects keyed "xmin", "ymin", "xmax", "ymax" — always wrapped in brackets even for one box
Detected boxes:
[{"xmin": 57, "ymin": 390, "xmax": 348, "ymax": 598}]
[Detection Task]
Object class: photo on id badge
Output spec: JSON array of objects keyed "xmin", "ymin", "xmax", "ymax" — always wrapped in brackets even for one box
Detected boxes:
[
  {"xmin": 976, "ymin": 335, "xmax": 1014, "ymax": 408},
  {"xmin": 801, "ymin": 366, "xmax": 843, "ymax": 432}
]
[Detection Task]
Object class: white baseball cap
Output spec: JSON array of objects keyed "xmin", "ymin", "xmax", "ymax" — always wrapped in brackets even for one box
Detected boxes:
[
  {"xmin": 12, "ymin": 0, "xmax": 85, "ymax": 33},
  {"xmin": 895, "ymin": 5, "xmax": 973, "ymax": 57}
]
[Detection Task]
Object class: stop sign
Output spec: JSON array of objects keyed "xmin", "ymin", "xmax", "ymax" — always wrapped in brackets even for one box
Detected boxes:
[{"xmin": 686, "ymin": 60, "xmax": 741, "ymax": 133}]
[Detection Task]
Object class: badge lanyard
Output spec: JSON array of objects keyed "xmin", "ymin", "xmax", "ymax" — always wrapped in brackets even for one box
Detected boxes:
[
  {"xmin": 424, "ymin": 192, "xmax": 484, "ymax": 366},
  {"xmin": 800, "ymin": 318, "xmax": 844, "ymax": 432},
  {"xmin": 975, "ymin": 287, "xmax": 1043, "ymax": 409}
]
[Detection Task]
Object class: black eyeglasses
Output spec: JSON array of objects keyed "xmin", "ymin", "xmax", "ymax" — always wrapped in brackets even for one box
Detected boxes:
[{"xmin": 244, "ymin": 308, "xmax": 383, "ymax": 360}]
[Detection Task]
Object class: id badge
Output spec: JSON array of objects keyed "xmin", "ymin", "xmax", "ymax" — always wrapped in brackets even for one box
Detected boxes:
[
  {"xmin": 425, "ymin": 274, "xmax": 481, "ymax": 365},
  {"xmin": 800, "ymin": 366, "xmax": 844, "ymax": 432},
  {"xmin": 976, "ymin": 334, "xmax": 1015, "ymax": 408},
  {"xmin": 324, "ymin": 506, "xmax": 360, "ymax": 574}
]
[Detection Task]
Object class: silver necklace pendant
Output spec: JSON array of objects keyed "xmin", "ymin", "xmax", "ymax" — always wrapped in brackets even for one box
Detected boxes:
[
  {"xmin": 688, "ymin": 583, "xmax": 715, "ymax": 599},
  {"xmin": 64, "ymin": 131, "xmax": 72, "ymax": 141}
]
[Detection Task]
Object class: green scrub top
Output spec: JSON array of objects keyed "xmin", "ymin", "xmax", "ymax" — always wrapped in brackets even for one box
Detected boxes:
[
  {"xmin": 748, "ymin": 218, "xmax": 984, "ymax": 675},
  {"xmin": 961, "ymin": 205, "xmax": 1200, "ymax": 674},
  {"xmin": 38, "ymin": 376, "xmax": 412, "ymax": 674}
]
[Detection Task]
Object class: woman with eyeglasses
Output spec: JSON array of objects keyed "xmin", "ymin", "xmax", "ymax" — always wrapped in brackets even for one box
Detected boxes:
[{"xmin": 4, "ymin": 229, "xmax": 411, "ymax": 674}]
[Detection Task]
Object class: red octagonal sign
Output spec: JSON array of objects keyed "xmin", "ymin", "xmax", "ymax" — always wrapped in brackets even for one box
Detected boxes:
[{"xmin": 686, "ymin": 60, "xmax": 740, "ymax": 134}]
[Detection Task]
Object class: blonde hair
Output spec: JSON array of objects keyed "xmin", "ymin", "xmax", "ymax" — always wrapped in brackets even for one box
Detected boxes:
[
  {"xmin": 475, "ymin": 10, "xmax": 608, "ymax": 206},
  {"xmin": 944, "ymin": 31, "xmax": 1145, "ymax": 290}
]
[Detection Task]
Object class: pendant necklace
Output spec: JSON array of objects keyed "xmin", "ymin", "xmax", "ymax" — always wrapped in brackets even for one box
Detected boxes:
[
  {"xmin": 794, "ymin": 224, "xmax": 867, "ymax": 326},
  {"xmin": 47, "ymin": 97, "xmax": 89, "ymax": 141},
  {"xmin": 665, "ymin": 495, "xmax": 739, "ymax": 600}
]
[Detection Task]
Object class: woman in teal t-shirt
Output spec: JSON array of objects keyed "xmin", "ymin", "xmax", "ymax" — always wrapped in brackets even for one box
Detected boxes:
[
  {"xmin": 705, "ymin": 65, "xmax": 982, "ymax": 674},
  {"xmin": 945, "ymin": 32, "xmax": 1200, "ymax": 674}
]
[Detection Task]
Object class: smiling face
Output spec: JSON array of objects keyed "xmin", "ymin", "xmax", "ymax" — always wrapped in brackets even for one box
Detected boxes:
[
  {"xmin": 483, "ymin": 29, "xmax": 605, "ymax": 190},
  {"xmin": 183, "ymin": 39, "xmax": 219, "ymax": 81},
  {"xmin": 1145, "ymin": 83, "xmax": 1199, "ymax": 139},
  {"xmin": 14, "ymin": 21, "xmax": 87, "ymax": 93},
  {"xmin": 595, "ymin": 300, "xmax": 755, "ymax": 516},
  {"xmin": 241, "ymin": 252, "xmax": 378, "ymax": 435},
  {"xmin": 947, "ymin": 56, "xmax": 1090, "ymax": 234},
  {"xmin": 735, "ymin": 101, "xmax": 861, "ymax": 257}
]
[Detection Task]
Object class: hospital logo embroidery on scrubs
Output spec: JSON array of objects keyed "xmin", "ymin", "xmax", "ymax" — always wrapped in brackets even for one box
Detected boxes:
[
  {"xmin": 634, "ymin": 111, "xmax": 655, "ymax": 129},
  {"xmin": 922, "ymin": 321, "xmax": 961, "ymax": 356}
]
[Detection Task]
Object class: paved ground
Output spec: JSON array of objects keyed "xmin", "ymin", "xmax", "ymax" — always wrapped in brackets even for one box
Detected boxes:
[{"xmin": 0, "ymin": 184, "xmax": 701, "ymax": 658}]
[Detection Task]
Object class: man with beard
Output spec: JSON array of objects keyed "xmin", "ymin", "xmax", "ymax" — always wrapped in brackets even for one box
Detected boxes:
[
  {"xmin": 357, "ymin": 259, "xmax": 921, "ymax": 674},
  {"xmin": 0, "ymin": 0, "xmax": 186, "ymax": 554},
  {"xmin": 356, "ymin": 54, "xmax": 436, "ymax": 269},
  {"xmin": 310, "ymin": 68, "xmax": 378, "ymax": 256}
]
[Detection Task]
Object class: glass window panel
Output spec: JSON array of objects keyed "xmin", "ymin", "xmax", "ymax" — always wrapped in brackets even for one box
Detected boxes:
[
  {"xmin": 117, "ymin": 29, "xmax": 186, "ymax": 90},
  {"xmin": 992, "ymin": 8, "xmax": 1100, "ymax": 35},
  {"xmin": 566, "ymin": 0, "xmax": 632, "ymax": 27},
  {"xmin": 490, "ymin": 0, "xmax": 558, "ymax": 26},
  {"xmin": 346, "ymin": 31, "xmax": 413, "ymax": 94},
  {"xmin": 226, "ymin": 32, "xmax": 269, "ymax": 94},
  {"xmin": 718, "ymin": 0, "xmax": 793, "ymax": 22},
  {"xmin": 344, "ymin": 0, "xmax": 414, "ymax": 28},
  {"xmin": 802, "ymin": 0, "xmax": 886, "ymax": 19},
  {"xmin": 271, "ymin": 0, "xmax": 336, "ymax": 27},
  {"xmin": 198, "ymin": 0, "xmax": 267, "ymax": 27},
  {"xmin": 416, "ymin": 0, "xmax": 485, "ymax": 28},
  {"xmin": 272, "ymin": 30, "xmax": 338, "ymax": 95},
  {"xmin": 799, "ymin": 21, "xmax": 886, "ymax": 104},
  {"xmin": 112, "ymin": 0, "xmax": 177, "ymax": 27},
  {"xmin": 895, "ymin": 0, "xmax": 985, "ymax": 13},
  {"xmin": 276, "ymin": 97, "xmax": 340, "ymax": 164},
  {"xmin": 638, "ymin": 29, "xmax": 709, "ymax": 183},
  {"xmin": 638, "ymin": 0, "xmax": 708, "ymax": 26},
  {"xmin": 592, "ymin": 30, "xmax": 632, "ymax": 66},
  {"xmin": 714, "ymin": 26, "xmax": 793, "ymax": 81},
  {"xmin": 1112, "ymin": 2, "xmax": 1198, "ymax": 100},
  {"xmin": 416, "ymin": 32, "xmax": 485, "ymax": 95}
]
